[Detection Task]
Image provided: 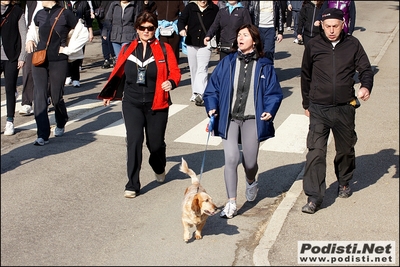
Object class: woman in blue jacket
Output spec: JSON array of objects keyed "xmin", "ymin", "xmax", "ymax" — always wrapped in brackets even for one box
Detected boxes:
[{"xmin": 203, "ymin": 24, "xmax": 283, "ymax": 219}]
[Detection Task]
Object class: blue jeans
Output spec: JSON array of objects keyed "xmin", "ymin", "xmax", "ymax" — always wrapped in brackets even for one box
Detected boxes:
[{"xmin": 258, "ymin": 27, "xmax": 276, "ymax": 62}]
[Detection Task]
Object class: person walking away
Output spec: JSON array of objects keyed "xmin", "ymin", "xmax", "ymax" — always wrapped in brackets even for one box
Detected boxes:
[
  {"xmin": 300, "ymin": 8, "xmax": 373, "ymax": 214},
  {"xmin": 19, "ymin": 1, "xmax": 43, "ymax": 116},
  {"xmin": 204, "ymin": 0, "xmax": 252, "ymax": 60},
  {"xmin": 62, "ymin": 0, "xmax": 94, "ymax": 87},
  {"xmin": 203, "ymin": 24, "xmax": 283, "ymax": 218},
  {"xmin": 91, "ymin": 1, "xmax": 116, "ymax": 69},
  {"xmin": 25, "ymin": 0, "xmax": 89, "ymax": 145},
  {"xmin": 242, "ymin": 0, "xmax": 284, "ymax": 62},
  {"xmin": 98, "ymin": 11, "xmax": 181, "ymax": 198},
  {"xmin": 178, "ymin": 0, "xmax": 219, "ymax": 106},
  {"xmin": 318, "ymin": 0, "xmax": 356, "ymax": 35},
  {"xmin": 287, "ymin": 0, "xmax": 302, "ymax": 44},
  {"xmin": 297, "ymin": 0, "xmax": 323, "ymax": 47},
  {"xmin": 1, "ymin": 0, "xmax": 27, "ymax": 136},
  {"xmin": 154, "ymin": 1, "xmax": 185, "ymax": 63}
]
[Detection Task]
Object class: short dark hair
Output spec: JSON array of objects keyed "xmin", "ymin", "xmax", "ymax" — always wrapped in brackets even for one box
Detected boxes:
[
  {"xmin": 232, "ymin": 24, "xmax": 265, "ymax": 58},
  {"xmin": 134, "ymin": 11, "xmax": 158, "ymax": 29}
]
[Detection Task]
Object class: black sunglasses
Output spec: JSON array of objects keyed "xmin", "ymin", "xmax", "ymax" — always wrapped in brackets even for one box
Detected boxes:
[{"xmin": 138, "ymin": 25, "xmax": 156, "ymax": 31}]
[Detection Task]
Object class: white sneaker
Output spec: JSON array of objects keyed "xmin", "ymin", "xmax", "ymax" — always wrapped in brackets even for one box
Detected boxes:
[
  {"xmin": 155, "ymin": 171, "xmax": 166, "ymax": 183},
  {"xmin": 220, "ymin": 201, "xmax": 237, "ymax": 219},
  {"xmin": 65, "ymin": 77, "xmax": 72, "ymax": 85},
  {"xmin": 72, "ymin": 80, "xmax": 80, "ymax": 87},
  {"xmin": 287, "ymin": 27, "xmax": 291, "ymax": 31},
  {"xmin": 293, "ymin": 38, "xmax": 299, "ymax": 44},
  {"xmin": 189, "ymin": 93, "xmax": 198, "ymax": 102},
  {"xmin": 4, "ymin": 121, "xmax": 14, "ymax": 136},
  {"xmin": 54, "ymin": 127, "xmax": 65, "ymax": 137},
  {"xmin": 124, "ymin": 190, "xmax": 137, "ymax": 198},
  {"xmin": 19, "ymin": 105, "xmax": 34, "ymax": 116},
  {"xmin": 33, "ymin": 137, "xmax": 49, "ymax": 146},
  {"xmin": 245, "ymin": 180, "xmax": 259, "ymax": 202}
]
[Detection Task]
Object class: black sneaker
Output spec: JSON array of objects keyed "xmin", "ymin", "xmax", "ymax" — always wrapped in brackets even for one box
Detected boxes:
[
  {"xmin": 195, "ymin": 94, "xmax": 204, "ymax": 106},
  {"xmin": 102, "ymin": 59, "xmax": 111, "ymax": 69},
  {"xmin": 338, "ymin": 185, "xmax": 352, "ymax": 198},
  {"xmin": 302, "ymin": 202, "xmax": 319, "ymax": 214}
]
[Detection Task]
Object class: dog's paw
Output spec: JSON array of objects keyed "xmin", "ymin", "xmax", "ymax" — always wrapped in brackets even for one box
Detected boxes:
[{"xmin": 195, "ymin": 234, "xmax": 203, "ymax": 240}]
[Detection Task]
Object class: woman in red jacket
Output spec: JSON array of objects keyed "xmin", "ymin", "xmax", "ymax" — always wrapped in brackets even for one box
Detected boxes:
[{"xmin": 98, "ymin": 11, "xmax": 181, "ymax": 199}]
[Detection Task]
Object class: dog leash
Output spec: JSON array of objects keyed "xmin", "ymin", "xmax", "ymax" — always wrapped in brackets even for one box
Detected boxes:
[{"xmin": 199, "ymin": 115, "xmax": 215, "ymax": 181}]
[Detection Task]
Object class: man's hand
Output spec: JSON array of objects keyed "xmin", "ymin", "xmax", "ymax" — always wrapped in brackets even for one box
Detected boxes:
[{"xmin": 357, "ymin": 87, "xmax": 370, "ymax": 101}]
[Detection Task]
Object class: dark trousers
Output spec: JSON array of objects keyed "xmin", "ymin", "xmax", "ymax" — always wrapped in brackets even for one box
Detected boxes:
[
  {"xmin": 303, "ymin": 103, "xmax": 358, "ymax": 205},
  {"xmin": 99, "ymin": 20, "xmax": 115, "ymax": 60},
  {"xmin": 1, "ymin": 59, "xmax": 19, "ymax": 119},
  {"xmin": 22, "ymin": 53, "xmax": 34, "ymax": 106},
  {"xmin": 122, "ymin": 101, "xmax": 169, "ymax": 193},
  {"xmin": 159, "ymin": 33, "xmax": 181, "ymax": 62},
  {"xmin": 258, "ymin": 27, "xmax": 276, "ymax": 62},
  {"xmin": 67, "ymin": 59, "xmax": 82, "ymax": 81},
  {"xmin": 32, "ymin": 60, "xmax": 69, "ymax": 140}
]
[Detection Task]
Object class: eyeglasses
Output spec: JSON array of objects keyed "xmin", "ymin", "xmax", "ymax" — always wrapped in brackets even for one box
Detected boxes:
[{"xmin": 138, "ymin": 25, "xmax": 156, "ymax": 31}]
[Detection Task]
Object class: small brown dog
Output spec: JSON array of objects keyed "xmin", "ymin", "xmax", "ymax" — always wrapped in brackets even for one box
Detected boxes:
[{"xmin": 180, "ymin": 158, "xmax": 218, "ymax": 242}]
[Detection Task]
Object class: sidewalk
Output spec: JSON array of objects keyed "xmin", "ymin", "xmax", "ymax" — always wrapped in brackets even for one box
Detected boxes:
[{"xmin": 254, "ymin": 17, "xmax": 399, "ymax": 267}]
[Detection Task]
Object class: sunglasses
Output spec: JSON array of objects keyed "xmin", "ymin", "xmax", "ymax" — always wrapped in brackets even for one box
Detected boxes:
[{"xmin": 138, "ymin": 25, "xmax": 156, "ymax": 31}]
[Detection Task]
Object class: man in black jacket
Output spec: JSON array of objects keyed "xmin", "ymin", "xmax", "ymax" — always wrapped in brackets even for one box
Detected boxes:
[{"xmin": 300, "ymin": 8, "xmax": 373, "ymax": 214}]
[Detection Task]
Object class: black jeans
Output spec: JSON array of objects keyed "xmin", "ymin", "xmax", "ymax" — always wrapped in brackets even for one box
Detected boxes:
[
  {"xmin": 32, "ymin": 60, "xmax": 69, "ymax": 140},
  {"xmin": 1, "ymin": 59, "xmax": 19, "ymax": 119},
  {"xmin": 303, "ymin": 103, "xmax": 358, "ymax": 205},
  {"xmin": 122, "ymin": 101, "xmax": 169, "ymax": 193}
]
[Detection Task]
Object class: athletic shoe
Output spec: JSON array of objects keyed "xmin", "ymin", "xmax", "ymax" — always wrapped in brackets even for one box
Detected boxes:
[
  {"xmin": 65, "ymin": 77, "xmax": 72, "ymax": 85},
  {"xmin": 19, "ymin": 105, "xmax": 34, "ymax": 116},
  {"xmin": 4, "ymin": 121, "xmax": 14, "ymax": 136},
  {"xmin": 101, "ymin": 59, "xmax": 111, "ymax": 69},
  {"xmin": 189, "ymin": 93, "xmax": 198, "ymax": 102},
  {"xmin": 245, "ymin": 180, "xmax": 259, "ymax": 202},
  {"xmin": 155, "ymin": 171, "xmax": 166, "ymax": 183},
  {"xmin": 72, "ymin": 80, "xmax": 80, "ymax": 87},
  {"xmin": 287, "ymin": 27, "xmax": 291, "ymax": 31},
  {"xmin": 124, "ymin": 190, "xmax": 137, "ymax": 198},
  {"xmin": 220, "ymin": 201, "xmax": 237, "ymax": 219},
  {"xmin": 54, "ymin": 127, "xmax": 65, "ymax": 137},
  {"xmin": 33, "ymin": 138, "xmax": 49, "ymax": 146},
  {"xmin": 195, "ymin": 94, "xmax": 204, "ymax": 106},
  {"xmin": 338, "ymin": 185, "xmax": 352, "ymax": 198},
  {"xmin": 301, "ymin": 202, "xmax": 319, "ymax": 214},
  {"xmin": 293, "ymin": 38, "xmax": 299, "ymax": 44}
]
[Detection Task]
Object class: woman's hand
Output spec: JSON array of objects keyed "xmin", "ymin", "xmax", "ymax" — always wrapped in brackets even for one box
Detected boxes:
[
  {"xmin": 26, "ymin": 40, "xmax": 36, "ymax": 53},
  {"xmin": 17, "ymin": 60, "xmax": 25, "ymax": 69},
  {"xmin": 179, "ymin": 29, "xmax": 187, "ymax": 37},
  {"xmin": 161, "ymin": 80, "xmax": 173, "ymax": 91},
  {"xmin": 260, "ymin": 112, "xmax": 272, "ymax": 121},
  {"xmin": 204, "ymin": 37, "xmax": 210, "ymax": 46},
  {"xmin": 208, "ymin": 109, "xmax": 217, "ymax": 117}
]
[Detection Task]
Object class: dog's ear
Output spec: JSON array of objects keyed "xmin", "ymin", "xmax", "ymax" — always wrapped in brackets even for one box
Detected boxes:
[{"xmin": 191, "ymin": 194, "xmax": 201, "ymax": 215}]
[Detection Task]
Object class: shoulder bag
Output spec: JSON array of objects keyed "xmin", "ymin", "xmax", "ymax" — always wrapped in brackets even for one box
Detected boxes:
[{"xmin": 32, "ymin": 8, "xmax": 64, "ymax": 66}]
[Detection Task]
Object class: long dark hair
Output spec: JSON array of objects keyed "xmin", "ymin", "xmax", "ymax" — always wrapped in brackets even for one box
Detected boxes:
[{"xmin": 231, "ymin": 24, "xmax": 265, "ymax": 58}]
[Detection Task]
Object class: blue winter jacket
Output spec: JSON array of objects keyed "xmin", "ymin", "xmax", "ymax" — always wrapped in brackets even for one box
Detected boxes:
[{"xmin": 203, "ymin": 52, "xmax": 283, "ymax": 142}]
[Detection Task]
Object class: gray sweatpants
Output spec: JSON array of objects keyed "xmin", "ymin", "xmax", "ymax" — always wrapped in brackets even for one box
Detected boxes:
[{"xmin": 222, "ymin": 119, "xmax": 260, "ymax": 199}]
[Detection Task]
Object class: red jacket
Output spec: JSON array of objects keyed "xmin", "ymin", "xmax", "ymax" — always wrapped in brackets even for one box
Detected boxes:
[{"xmin": 98, "ymin": 38, "xmax": 181, "ymax": 110}]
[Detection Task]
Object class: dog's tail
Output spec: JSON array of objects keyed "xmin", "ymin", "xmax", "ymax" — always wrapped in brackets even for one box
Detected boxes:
[{"xmin": 180, "ymin": 158, "xmax": 199, "ymax": 184}]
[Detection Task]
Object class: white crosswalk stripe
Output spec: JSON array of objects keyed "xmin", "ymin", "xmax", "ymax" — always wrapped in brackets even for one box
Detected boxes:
[{"xmin": 3, "ymin": 97, "xmax": 317, "ymax": 153}]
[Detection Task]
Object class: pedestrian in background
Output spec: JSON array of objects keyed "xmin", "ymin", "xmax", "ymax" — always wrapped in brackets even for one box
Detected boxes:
[
  {"xmin": 25, "ymin": 0, "xmax": 89, "ymax": 146},
  {"xmin": 287, "ymin": 0, "xmax": 302, "ymax": 44},
  {"xmin": 300, "ymin": 8, "xmax": 373, "ymax": 214},
  {"xmin": 1, "ymin": 0, "xmax": 27, "ymax": 136},
  {"xmin": 98, "ymin": 11, "xmax": 181, "ymax": 199},
  {"xmin": 62, "ymin": 0, "xmax": 94, "ymax": 87},
  {"xmin": 203, "ymin": 24, "xmax": 283, "ymax": 218},
  {"xmin": 242, "ymin": 0, "xmax": 284, "ymax": 62},
  {"xmin": 318, "ymin": 0, "xmax": 356, "ymax": 35},
  {"xmin": 204, "ymin": 0, "xmax": 252, "ymax": 60},
  {"xmin": 19, "ymin": 0, "xmax": 43, "ymax": 117},
  {"xmin": 92, "ymin": 1, "xmax": 116, "ymax": 69},
  {"xmin": 154, "ymin": 1, "xmax": 185, "ymax": 63},
  {"xmin": 297, "ymin": 0, "xmax": 323, "ymax": 47},
  {"xmin": 178, "ymin": 0, "xmax": 219, "ymax": 106}
]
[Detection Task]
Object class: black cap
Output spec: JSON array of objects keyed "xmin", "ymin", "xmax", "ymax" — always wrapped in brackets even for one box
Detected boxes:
[{"xmin": 321, "ymin": 8, "xmax": 344, "ymax": 21}]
